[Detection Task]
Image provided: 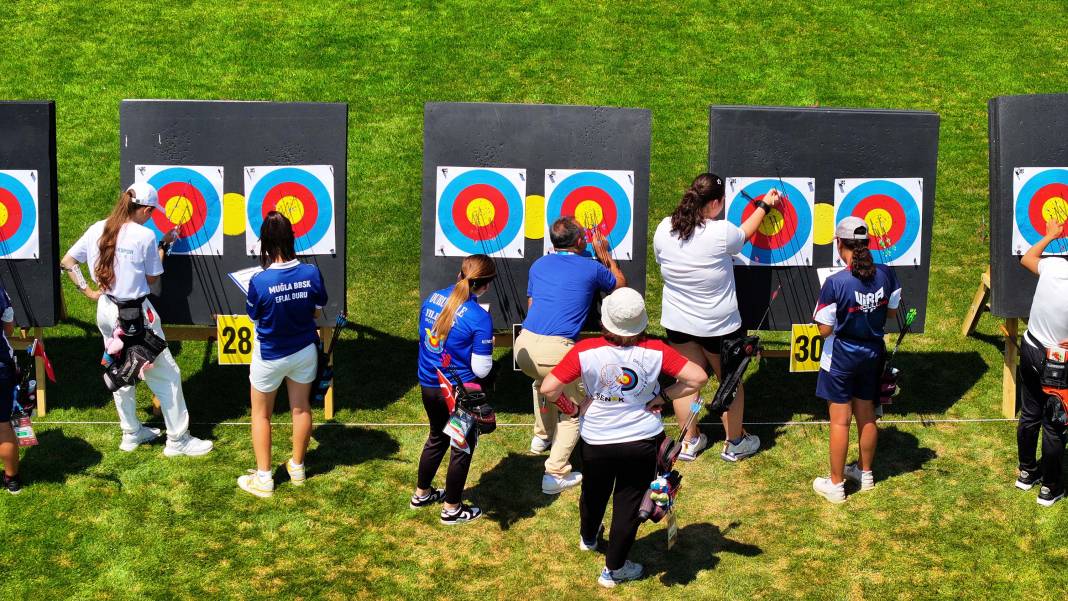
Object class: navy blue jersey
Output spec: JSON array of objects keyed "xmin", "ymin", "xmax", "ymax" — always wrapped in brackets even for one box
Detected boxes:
[
  {"xmin": 246, "ymin": 260, "xmax": 328, "ymax": 360},
  {"xmin": 522, "ymin": 253, "xmax": 616, "ymax": 340},
  {"xmin": 418, "ymin": 286, "xmax": 494, "ymax": 387},
  {"xmin": 814, "ymin": 264, "xmax": 901, "ymax": 343},
  {"xmin": 0, "ymin": 285, "xmax": 13, "ymax": 367}
]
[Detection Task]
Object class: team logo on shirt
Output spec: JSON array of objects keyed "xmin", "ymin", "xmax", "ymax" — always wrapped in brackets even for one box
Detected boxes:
[
  {"xmin": 616, "ymin": 367, "xmax": 639, "ymax": 392},
  {"xmin": 852, "ymin": 288, "xmax": 886, "ymax": 313},
  {"xmin": 595, "ymin": 364, "xmax": 640, "ymax": 402},
  {"xmin": 424, "ymin": 328, "xmax": 444, "ymax": 354}
]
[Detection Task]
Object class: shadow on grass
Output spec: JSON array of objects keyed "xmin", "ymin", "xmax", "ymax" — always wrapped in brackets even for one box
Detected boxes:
[
  {"xmin": 465, "ymin": 452, "xmax": 559, "ymax": 530},
  {"xmin": 633, "ymin": 520, "xmax": 762, "ymax": 586},
  {"xmin": 19, "ymin": 429, "xmax": 102, "ymax": 483},
  {"xmin": 872, "ymin": 425, "xmax": 937, "ymax": 483},
  {"xmin": 331, "ymin": 323, "xmax": 419, "ymax": 412}
]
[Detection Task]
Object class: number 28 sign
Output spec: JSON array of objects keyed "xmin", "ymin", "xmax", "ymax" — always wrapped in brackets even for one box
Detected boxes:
[
  {"xmin": 217, "ymin": 315, "xmax": 256, "ymax": 365},
  {"xmin": 790, "ymin": 324, "xmax": 824, "ymax": 373}
]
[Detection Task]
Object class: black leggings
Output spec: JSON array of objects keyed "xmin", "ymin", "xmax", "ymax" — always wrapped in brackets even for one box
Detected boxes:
[
  {"xmin": 1017, "ymin": 336, "xmax": 1067, "ymax": 490},
  {"xmin": 417, "ymin": 386, "xmax": 478, "ymax": 505},
  {"xmin": 579, "ymin": 433, "xmax": 663, "ymax": 570}
]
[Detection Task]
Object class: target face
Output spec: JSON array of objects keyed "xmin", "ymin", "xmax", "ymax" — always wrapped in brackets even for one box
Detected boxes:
[
  {"xmin": 0, "ymin": 170, "xmax": 39, "ymax": 260},
  {"xmin": 1012, "ymin": 167, "xmax": 1068, "ymax": 256},
  {"xmin": 136, "ymin": 165, "xmax": 224, "ymax": 256},
  {"xmin": 543, "ymin": 169, "xmax": 634, "ymax": 258},
  {"xmin": 834, "ymin": 178, "xmax": 924, "ymax": 266},
  {"xmin": 616, "ymin": 366, "xmax": 639, "ymax": 392},
  {"xmin": 725, "ymin": 177, "xmax": 815, "ymax": 266},
  {"xmin": 245, "ymin": 165, "xmax": 336, "ymax": 256},
  {"xmin": 435, "ymin": 166, "xmax": 526, "ymax": 258}
]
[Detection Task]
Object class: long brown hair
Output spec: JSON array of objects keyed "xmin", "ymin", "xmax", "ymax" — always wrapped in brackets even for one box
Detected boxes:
[
  {"xmin": 670, "ymin": 173, "xmax": 726, "ymax": 242},
  {"xmin": 432, "ymin": 254, "xmax": 496, "ymax": 342},
  {"xmin": 842, "ymin": 238, "xmax": 876, "ymax": 281},
  {"xmin": 259, "ymin": 211, "xmax": 296, "ymax": 268},
  {"xmin": 95, "ymin": 190, "xmax": 146, "ymax": 291}
]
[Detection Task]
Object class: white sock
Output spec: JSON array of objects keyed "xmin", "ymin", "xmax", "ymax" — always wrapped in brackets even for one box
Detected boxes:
[
  {"xmin": 256, "ymin": 470, "xmax": 272, "ymax": 482},
  {"xmin": 289, "ymin": 460, "xmax": 304, "ymax": 469}
]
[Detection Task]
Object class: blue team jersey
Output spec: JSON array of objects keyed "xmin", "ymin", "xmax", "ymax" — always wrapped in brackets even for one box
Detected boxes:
[
  {"xmin": 418, "ymin": 286, "xmax": 494, "ymax": 387},
  {"xmin": 246, "ymin": 260, "xmax": 328, "ymax": 360},
  {"xmin": 522, "ymin": 253, "xmax": 617, "ymax": 340},
  {"xmin": 0, "ymin": 286, "xmax": 13, "ymax": 367},
  {"xmin": 814, "ymin": 264, "xmax": 901, "ymax": 343}
]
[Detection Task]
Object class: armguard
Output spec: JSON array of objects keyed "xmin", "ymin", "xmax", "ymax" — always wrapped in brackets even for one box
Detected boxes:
[
  {"xmin": 64, "ymin": 264, "xmax": 88, "ymax": 290},
  {"xmin": 552, "ymin": 394, "xmax": 579, "ymax": 417}
]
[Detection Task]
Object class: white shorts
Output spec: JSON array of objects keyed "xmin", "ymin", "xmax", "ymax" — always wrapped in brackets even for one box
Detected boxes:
[{"xmin": 249, "ymin": 342, "xmax": 319, "ymax": 393}]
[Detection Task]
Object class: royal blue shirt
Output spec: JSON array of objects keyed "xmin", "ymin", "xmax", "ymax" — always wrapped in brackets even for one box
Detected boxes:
[
  {"xmin": 522, "ymin": 253, "xmax": 617, "ymax": 340},
  {"xmin": 418, "ymin": 286, "xmax": 494, "ymax": 387},
  {"xmin": 246, "ymin": 260, "xmax": 328, "ymax": 360}
]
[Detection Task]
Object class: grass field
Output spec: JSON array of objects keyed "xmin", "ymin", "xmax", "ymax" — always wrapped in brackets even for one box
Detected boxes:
[{"xmin": 1, "ymin": 1, "xmax": 1067, "ymax": 599}]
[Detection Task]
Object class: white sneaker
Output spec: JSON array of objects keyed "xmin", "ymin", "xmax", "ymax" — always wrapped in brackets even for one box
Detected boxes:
[
  {"xmin": 721, "ymin": 433, "xmax": 760, "ymax": 462},
  {"xmin": 163, "ymin": 433, "xmax": 214, "ymax": 457},
  {"xmin": 579, "ymin": 524, "xmax": 604, "ymax": 551},
  {"xmin": 119, "ymin": 426, "xmax": 161, "ymax": 452},
  {"xmin": 237, "ymin": 471, "xmax": 274, "ymax": 498},
  {"xmin": 678, "ymin": 433, "xmax": 708, "ymax": 462},
  {"xmin": 812, "ymin": 477, "xmax": 847, "ymax": 503},
  {"xmin": 530, "ymin": 436, "xmax": 552, "ymax": 454},
  {"xmin": 542, "ymin": 471, "xmax": 582, "ymax": 495},
  {"xmin": 844, "ymin": 463, "xmax": 875, "ymax": 492},
  {"xmin": 598, "ymin": 560, "xmax": 643, "ymax": 588}
]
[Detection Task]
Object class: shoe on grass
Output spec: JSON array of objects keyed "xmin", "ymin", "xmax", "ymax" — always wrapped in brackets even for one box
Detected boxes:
[
  {"xmin": 286, "ymin": 459, "xmax": 305, "ymax": 486},
  {"xmin": 163, "ymin": 433, "xmax": 213, "ymax": 457},
  {"xmin": 237, "ymin": 471, "xmax": 274, "ymax": 498},
  {"xmin": 440, "ymin": 503, "xmax": 482, "ymax": 525},
  {"xmin": 542, "ymin": 471, "xmax": 582, "ymax": 495},
  {"xmin": 530, "ymin": 436, "xmax": 551, "ymax": 454},
  {"xmin": 597, "ymin": 560, "xmax": 643, "ymax": 588},
  {"xmin": 1015, "ymin": 469, "xmax": 1042, "ymax": 491},
  {"xmin": 678, "ymin": 433, "xmax": 708, "ymax": 462},
  {"xmin": 579, "ymin": 524, "xmax": 604, "ymax": 551},
  {"xmin": 721, "ymin": 433, "xmax": 760, "ymax": 462},
  {"xmin": 3, "ymin": 473, "xmax": 22, "ymax": 495},
  {"xmin": 812, "ymin": 476, "xmax": 846, "ymax": 504},
  {"xmin": 844, "ymin": 463, "xmax": 875, "ymax": 492},
  {"xmin": 1037, "ymin": 485, "xmax": 1064, "ymax": 507},
  {"xmin": 119, "ymin": 426, "xmax": 161, "ymax": 452},
  {"xmin": 409, "ymin": 488, "xmax": 445, "ymax": 509}
]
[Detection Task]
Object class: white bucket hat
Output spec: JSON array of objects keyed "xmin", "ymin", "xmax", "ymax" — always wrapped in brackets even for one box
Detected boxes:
[
  {"xmin": 601, "ymin": 287, "xmax": 648, "ymax": 337},
  {"xmin": 125, "ymin": 182, "xmax": 160, "ymax": 210}
]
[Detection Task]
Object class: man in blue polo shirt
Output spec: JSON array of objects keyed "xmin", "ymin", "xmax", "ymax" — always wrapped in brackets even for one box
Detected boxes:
[{"xmin": 515, "ymin": 216, "xmax": 625, "ymax": 494}]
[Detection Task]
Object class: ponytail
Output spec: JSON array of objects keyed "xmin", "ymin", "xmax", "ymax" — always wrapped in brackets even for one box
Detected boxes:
[
  {"xmin": 670, "ymin": 173, "xmax": 725, "ymax": 242},
  {"xmin": 843, "ymin": 238, "xmax": 876, "ymax": 280},
  {"xmin": 95, "ymin": 190, "xmax": 144, "ymax": 291},
  {"xmin": 431, "ymin": 254, "xmax": 496, "ymax": 342}
]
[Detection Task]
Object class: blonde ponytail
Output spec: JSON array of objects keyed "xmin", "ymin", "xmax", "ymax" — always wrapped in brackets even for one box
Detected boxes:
[{"xmin": 432, "ymin": 254, "xmax": 496, "ymax": 342}]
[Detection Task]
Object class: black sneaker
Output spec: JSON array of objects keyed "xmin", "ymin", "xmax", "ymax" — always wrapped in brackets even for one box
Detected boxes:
[
  {"xmin": 440, "ymin": 503, "xmax": 482, "ymax": 525},
  {"xmin": 3, "ymin": 474, "xmax": 21, "ymax": 495},
  {"xmin": 409, "ymin": 488, "xmax": 445, "ymax": 509},
  {"xmin": 1015, "ymin": 470, "xmax": 1042, "ymax": 491},
  {"xmin": 1037, "ymin": 486, "xmax": 1064, "ymax": 507}
]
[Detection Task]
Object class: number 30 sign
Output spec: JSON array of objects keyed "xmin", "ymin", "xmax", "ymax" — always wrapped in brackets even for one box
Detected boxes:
[
  {"xmin": 217, "ymin": 315, "xmax": 256, "ymax": 365},
  {"xmin": 790, "ymin": 324, "xmax": 824, "ymax": 373}
]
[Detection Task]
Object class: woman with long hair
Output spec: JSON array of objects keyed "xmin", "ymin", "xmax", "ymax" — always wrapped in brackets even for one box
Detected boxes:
[
  {"xmin": 237, "ymin": 211, "xmax": 327, "ymax": 498},
  {"xmin": 411, "ymin": 254, "xmax": 496, "ymax": 524},
  {"xmin": 652, "ymin": 173, "xmax": 780, "ymax": 462},
  {"xmin": 811, "ymin": 217, "xmax": 901, "ymax": 503},
  {"xmin": 60, "ymin": 183, "xmax": 212, "ymax": 456}
]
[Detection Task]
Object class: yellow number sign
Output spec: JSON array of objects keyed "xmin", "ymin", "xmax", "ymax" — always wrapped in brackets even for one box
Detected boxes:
[
  {"xmin": 790, "ymin": 324, "xmax": 824, "ymax": 373},
  {"xmin": 217, "ymin": 315, "xmax": 256, "ymax": 365}
]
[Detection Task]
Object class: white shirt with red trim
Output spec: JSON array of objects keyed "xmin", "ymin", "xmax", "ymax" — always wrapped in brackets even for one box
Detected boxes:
[{"xmin": 551, "ymin": 337, "xmax": 688, "ymax": 445}]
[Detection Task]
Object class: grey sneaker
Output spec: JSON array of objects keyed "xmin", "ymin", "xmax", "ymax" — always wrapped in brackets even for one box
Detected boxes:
[
  {"xmin": 678, "ymin": 433, "xmax": 708, "ymax": 462},
  {"xmin": 721, "ymin": 433, "xmax": 760, "ymax": 462},
  {"xmin": 163, "ymin": 433, "xmax": 214, "ymax": 457},
  {"xmin": 598, "ymin": 560, "xmax": 643, "ymax": 588},
  {"xmin": 844, "ymin": 463, "xmax": 875, "ymax": 492},
  {"xmin": 119, "ymin": 426, "xmax": 162, "ymax": 452}
]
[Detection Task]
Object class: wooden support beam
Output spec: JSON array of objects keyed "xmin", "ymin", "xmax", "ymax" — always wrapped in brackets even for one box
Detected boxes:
[
  {"xmin": 321, "ymin": 327, "xmax": 336, "ymax": 420},
  {"xmin": 961, "ymin": 267, "xmax": 992, "ymax": 336},
  {"xmin": 1002, "ymin": 317, "xmax": 1018, "ymax": 419}
]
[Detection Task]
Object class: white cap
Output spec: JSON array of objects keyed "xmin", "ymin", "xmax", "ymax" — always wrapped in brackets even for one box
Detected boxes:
[
  {"xmin": 125, "ymin": 182, "xmax": 160, "ymax": 210},
  {"xmin": 835, "ymin": 216, "xmax": 868, "ymax": 240},
  {"xmin": 601, "ymin": 287, "xmax": 648, "ymax": 337}
]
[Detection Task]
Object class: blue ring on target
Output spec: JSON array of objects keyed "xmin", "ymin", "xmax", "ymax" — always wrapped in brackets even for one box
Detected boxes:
[
  {"xmin": 546, "ymin": 171, "xmax": 632, "ymax": 252},
  {"xmin": 1015, "ymin": 168, "xmax": 1068, "ymax": 246},
  {"xmin": 727, "ymin": 179, "xmax": 812, "ymax": 264},
  {"xmin": 247, "ymin": 167, "xmax": 334, "ymax": 251},
  {"xmin": 618, "ymin": 366, "xmax": 639, "ymax": 392},
  {"xmin": 438, "ymin": 169, "xmax": 524, "ymax": 255},
  {"xmin": 836, "ymin": 180, "xmax": 921, "ymax": 264},
  {"xmin": 0, "ymin": 172, "xmax": 37, "ymax": 254},
  {"xmin": 146, "ymin": 167, "xmax": 221, "ymax": 254}
]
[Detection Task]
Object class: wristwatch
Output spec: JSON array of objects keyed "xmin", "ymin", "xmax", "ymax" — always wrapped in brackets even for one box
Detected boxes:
[
  {"xmin": 753, "ymin": 199, "xmax": 771, "ymax": 213},
  {"xmin": 659, "ymin": 388, "xmax": 672, "ymax": 404}
]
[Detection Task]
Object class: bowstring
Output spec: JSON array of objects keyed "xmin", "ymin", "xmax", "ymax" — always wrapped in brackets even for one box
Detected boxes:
[
  {"xmin": 741, "ymin": 187, "xmax": 801, "ymax": 327},
  {"xmin": 0, "ymin": 224, "xmax": 36, "ymax": 328},
  {"xmin": 471, "ymin": 207, "xmax": 515, "ymax": 325},
  {"xmin": 868, "ymin": 213, "xmax": 906, "ymax": 331},
  {"xmin": 192, "ymin": 178, "xmax": 234, "ymax": 316},
  {"xmin": 484, "ymin": 204, "xmax": 524, "ymax": 320},
  {"xmin": 175, "ymin": 180, "xmax": 227, "ymax": 318},
  {"xmin": 774, "ymin": 171, "xmax": 820, "ymax": 321}
]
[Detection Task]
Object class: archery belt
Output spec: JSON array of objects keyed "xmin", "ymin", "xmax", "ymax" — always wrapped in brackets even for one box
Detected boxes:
[
  {"xmin": 102, "ymin": 297, "xmax": 168, "ymax": 393},
  {"xmin": 1041, "ymin": 352, "xmax": 1068, "ymax": 426}
]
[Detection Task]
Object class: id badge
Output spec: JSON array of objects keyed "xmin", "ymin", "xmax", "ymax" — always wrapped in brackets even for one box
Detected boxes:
[
  {"xmin": 666, "ymin": 508, "xmax": 679, "ymax": 550},
  {"xmin": 443, "ymin": 410, "xmax": 475, "ymax": 455},
  {"xmin": 13, "ymin": 414, "xmax": 37, "ymax": 447},
  {"xmin": 1047, "ymin": 347, "xmax": 1067, "ymax": 363}
]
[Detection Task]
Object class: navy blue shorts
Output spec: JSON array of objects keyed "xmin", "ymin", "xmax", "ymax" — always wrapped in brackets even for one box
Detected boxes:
[
  {"xmin": 816, "ymin": 338, "xmax": 883, "ymax": 404},
  {"xmin": 0, "ymin": 363, "xmax": 15, "ymax": 422}
]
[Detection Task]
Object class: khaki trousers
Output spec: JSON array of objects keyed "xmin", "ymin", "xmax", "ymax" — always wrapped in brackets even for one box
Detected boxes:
[{"xmin": 514, "ymin": 329, "xmax": 583, "ymax": 476}]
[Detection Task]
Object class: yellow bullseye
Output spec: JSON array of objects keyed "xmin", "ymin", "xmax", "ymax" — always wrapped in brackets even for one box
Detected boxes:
[
  {"xmin": 466, "ymin": 197, "xmax": 495, "ymax": 226},
  {"xmin": 758, "ymin": 208, "xmax": 785, "ymax": 236},
  {"xmin": 165, "ymin": 196, "xmax": 195, "ymax": 225},
  {"xmin": 575, "ymin": 200, "xmax": 604, "ymax": 228},
  {"xmin": 864, "ymin": 208, "xmax": 894, "ymax": 236},
  {"xmin": 0, "ymin": 204, "xmax": 9, "ymax": 228},
  {"xmin": 276, "ymin": 195, "xmax": 306, "ymax": 225},
  {"xmin": 1042, "ymin": 196, "xmax": 1068, "ymax": 222}
]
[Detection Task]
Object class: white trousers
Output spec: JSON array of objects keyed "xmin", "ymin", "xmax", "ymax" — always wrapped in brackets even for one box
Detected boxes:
[{"xmin": 97, "ymin": 296, "xmax": 190, "ymax": 440}]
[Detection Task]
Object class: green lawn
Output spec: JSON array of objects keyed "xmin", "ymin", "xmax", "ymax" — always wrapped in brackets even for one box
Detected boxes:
[{"xmin": 0, "ymin": 1, "xmax": 1067, "ymax": 599}]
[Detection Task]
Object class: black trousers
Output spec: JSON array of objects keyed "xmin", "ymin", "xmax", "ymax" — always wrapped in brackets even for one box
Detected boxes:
[
  {"xmin": 1016, "ymin": 336, "xmax": 1067, "ymax": 491},
  {"xmin": 417, "ymin": 386, "xmax": 478, "ymax": 505},
  {"xmin": 579, "ymin": 433, "xmax": 663, "ymax": 570}
]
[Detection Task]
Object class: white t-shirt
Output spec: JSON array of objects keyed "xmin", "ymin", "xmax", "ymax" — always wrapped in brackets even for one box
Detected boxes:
[
  {"xmin": 654, "ymin": 217, "xmax": 745, "ymax": 336},
  {"xmin": 67, "ymin": 220, "xmax": 162, "ymax": 301},
  {"xmin": 1027, "ymin": 258, "xmax": 1068, "ymax": 349}
]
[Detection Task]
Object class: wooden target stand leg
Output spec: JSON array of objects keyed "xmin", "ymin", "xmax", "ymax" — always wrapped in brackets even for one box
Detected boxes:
[{"xmin": 961, "ymin": 267, "xmax": 1018, "ymax": 418}]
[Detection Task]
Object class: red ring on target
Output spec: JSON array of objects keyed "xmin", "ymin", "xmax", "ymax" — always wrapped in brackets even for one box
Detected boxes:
[
  {"xmin": 450, "ymin": 183, "xmax": 510, "ymax": 241},
  {"xmin": 153, "ymin": 181, "xmax": 207, "ymax": 238},
  {"xmin": 261, "ymin": 181, "xmax": 320, "ymax": 239},
  {"xmin": 1029, "ymin": 182, "xmax": 1068, "ymax": 236},
  {"xmin": 738, "ymin": 192, "xmax": 799, "ymax": 251},
  {"xmin": 853, "ymin": 194, "xmax": 907, "ymax": 250},
  {"xmin": 559, "ymin": 185, "xmax": 618, "ymax": 236},
  {"xmin": 0, "ymin": 188, "xmax": 24, "ymax": 242}
]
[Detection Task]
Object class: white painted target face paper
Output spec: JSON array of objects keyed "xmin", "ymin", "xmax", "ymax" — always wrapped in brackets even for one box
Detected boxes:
[
  {"xmin": 832, "ymin": 177, "xmax": 924, "ymax": 267},
  {"xmin": 724, "ymin": 176, "xmax": 815, "ymax": 267},
  {"xmin": 1010, "ymin": 167, "xmax": 1068, "ymax": 257},
  {"xmin": 433, "ymin": 166, "xmax": 526, "ymax": 258},
  {"xmin": 0, "ymin": 170, "xmax": 40, "ymax": 259},
  {"xmin": 542, "ymin": 169, "xmax": 635, "ymax": 259},
  {"xmin": 244, "ymin": 165, "xmax": 336, "ymax": 256},
  {"xmin": 135, "ymin": 165, "xmax": 225, "ymax": 256}
]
